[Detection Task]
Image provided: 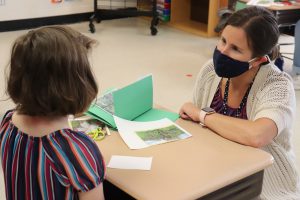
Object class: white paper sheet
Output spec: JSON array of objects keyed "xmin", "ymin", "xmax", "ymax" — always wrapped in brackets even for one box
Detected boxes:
[
  {"xmin": 107, "ymin": 155, "xmax": 152, "ymax": 170},
  {"xmin": 114, "ymin": 116, "xmax": 192, "ymax": 149},
  {"xmin": 247, "ymin": 0, "xmax": 273, "ymax": 7}
]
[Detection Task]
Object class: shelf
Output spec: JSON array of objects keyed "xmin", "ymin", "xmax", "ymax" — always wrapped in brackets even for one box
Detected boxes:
[
  {"xmin": 169, "ymin": 0, "xmax": 227, "ymax": 37},
  {"xmin": 169, "ymin": 20, "xmax": 208, "ymax": 37}
]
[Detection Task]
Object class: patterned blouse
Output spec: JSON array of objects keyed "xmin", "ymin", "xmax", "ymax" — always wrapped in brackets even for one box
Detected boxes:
[
  {"xmin": 0, "ymin": 110, "xmax": 105, "ymax": 200},
  {"xmin": 210, "ymin": 82, "xmax": 248, "ymax": 120}
]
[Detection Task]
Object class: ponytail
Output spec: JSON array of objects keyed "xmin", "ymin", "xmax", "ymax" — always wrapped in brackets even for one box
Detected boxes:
[{"xmin": 268, "ymin": 44, "xmax": 281, "ymax": 61}]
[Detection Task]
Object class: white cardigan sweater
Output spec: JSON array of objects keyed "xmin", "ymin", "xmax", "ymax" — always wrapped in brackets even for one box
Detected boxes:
[{"xmin": 193, "ymin": 60, "xmax": 300, "ymax": 200}]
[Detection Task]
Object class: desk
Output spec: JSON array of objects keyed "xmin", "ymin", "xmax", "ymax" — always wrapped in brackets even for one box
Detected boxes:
[
  {"xmin": 96, "ymin": 118, "xmax": 273, "ymax": 200},
  {"xmin": 238, "ymin": 0, "xmax": 300, "ymax": 27}
]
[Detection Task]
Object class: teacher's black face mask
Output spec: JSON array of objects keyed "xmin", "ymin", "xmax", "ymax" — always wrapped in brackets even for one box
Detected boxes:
[{"xmin": 213, "ymin": 48, "xmax": 257, "ymax": 78}]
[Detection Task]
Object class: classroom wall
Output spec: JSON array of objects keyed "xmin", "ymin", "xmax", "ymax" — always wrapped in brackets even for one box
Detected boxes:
[{"xmin": 0, "ymin": 0, "xmax": 93, "ymax": 21}]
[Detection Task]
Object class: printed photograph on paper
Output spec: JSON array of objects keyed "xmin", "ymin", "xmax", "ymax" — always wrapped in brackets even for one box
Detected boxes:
[
  {"xmin": 135, "ymin": 125, "xmax": 190, "ymax": 145},
  {"xmin": 69, "ymin": 118, "xmax": 105, "ymax": 134}
]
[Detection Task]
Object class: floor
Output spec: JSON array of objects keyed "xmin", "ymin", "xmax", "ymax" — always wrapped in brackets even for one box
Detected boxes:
[{"xmin": 0, "ymin": 18, "xmax": 299, "ymax": 199}]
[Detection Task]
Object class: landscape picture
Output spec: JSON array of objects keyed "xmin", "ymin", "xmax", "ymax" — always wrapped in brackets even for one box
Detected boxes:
[{"xmin": 135, "ymin": 125, "xmax": 190, "ymax": 145}]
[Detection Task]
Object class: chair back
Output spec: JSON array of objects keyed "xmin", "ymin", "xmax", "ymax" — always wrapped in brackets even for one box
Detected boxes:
[{"xmin": 293, "ymin": 20, "xmax": 300, "ymax": 74}]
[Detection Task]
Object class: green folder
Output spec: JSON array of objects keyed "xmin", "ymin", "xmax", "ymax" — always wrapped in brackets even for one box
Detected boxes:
[
  {"xmin": 235, "ymin": 1, "xmax": 247, "ymax": 10},
  {"xmin": 86, "ymin": 105, "xmax": 116, "ymax": 128},
  {"xmin": 86, "ymin": 75, "xmax": 179, "ymax": 129}
]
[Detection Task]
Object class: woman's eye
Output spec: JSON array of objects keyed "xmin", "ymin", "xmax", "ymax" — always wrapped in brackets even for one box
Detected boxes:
[{"xmin": 232, "ymin": 46, "xmax": 241, "ymax": 53}]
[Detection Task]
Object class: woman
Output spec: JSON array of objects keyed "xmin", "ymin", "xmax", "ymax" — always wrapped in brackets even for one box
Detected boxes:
[{"xmin": 180, "ymin": 6, "xmax": 300, "ymax": 199}]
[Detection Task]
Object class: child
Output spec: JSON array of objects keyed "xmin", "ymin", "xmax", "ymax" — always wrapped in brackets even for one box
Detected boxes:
[{"xmin": 0, "ymin": 26, "xmax": 105, "ymax": 200}]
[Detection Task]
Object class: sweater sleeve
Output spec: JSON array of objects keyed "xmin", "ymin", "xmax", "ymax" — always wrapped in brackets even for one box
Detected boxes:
[{"xmin": 252, "ymin": 72, "xmax": 296, "ymax": 136}]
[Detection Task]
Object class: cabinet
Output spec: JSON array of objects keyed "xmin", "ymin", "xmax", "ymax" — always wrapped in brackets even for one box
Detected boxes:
[{"xmin": 169, "ymin": 0, "xmax": 227, "ymax": 37}]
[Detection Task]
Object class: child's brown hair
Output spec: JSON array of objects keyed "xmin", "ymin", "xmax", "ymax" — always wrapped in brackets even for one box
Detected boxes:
[{"xmin": 7, "ymin": 25, "xmax": 98, "ymax": 116}]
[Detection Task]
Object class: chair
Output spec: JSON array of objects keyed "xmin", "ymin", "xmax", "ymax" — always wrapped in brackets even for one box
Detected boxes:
[
  {"xmin": 290, "ymin": 20, "xmax": 300, "ymax": 89},
  {"xmin": 280, "ymin": 20, "xmax": 300, "ymax": 74},
  {"xmin": 215, "ymin": 0, "xmax": 238, "ymax": 33},
  {"xmin": 280, "ymin": 19, "xmax": 300, "ymax": 89},
  {"xmin": 292, "ymin": 20, "xmax": 300, "ymax": 75}
]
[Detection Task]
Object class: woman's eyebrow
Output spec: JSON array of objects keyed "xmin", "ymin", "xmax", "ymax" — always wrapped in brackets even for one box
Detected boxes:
[
  {"xmin": 231, "ymin": 44, "xmax": 244, "ymax": 52},
  {"xmin": 221, "ymin": 35, "xmax": 245, "ymax": 52}
]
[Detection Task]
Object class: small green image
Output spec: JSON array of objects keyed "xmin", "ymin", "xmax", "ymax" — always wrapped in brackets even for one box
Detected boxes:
[
  {"xmin": 136, "ymin": 125, "xmax": 189, "ymax": 145},
  {"xmin": 70, "ymin": 118, "xmax": 107, "ymax": 141},
  {"xmin": 70, "ymin": 118, "xmax": 104, "ymax": 134}
]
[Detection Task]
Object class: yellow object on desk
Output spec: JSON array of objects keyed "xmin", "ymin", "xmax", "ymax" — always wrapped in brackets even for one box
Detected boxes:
[
  {"xmin": 69, "ymin": 115, "xmax": 108, "ymax": 141},
  {"xmin": 87, "ymin": 128, "xmax": 106, "ymax": 141}
]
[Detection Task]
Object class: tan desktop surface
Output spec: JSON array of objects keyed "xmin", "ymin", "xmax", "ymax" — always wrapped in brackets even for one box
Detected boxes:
[{"xmin": 96, "ymin": 118, "xmax": 273, "ymax": 200}]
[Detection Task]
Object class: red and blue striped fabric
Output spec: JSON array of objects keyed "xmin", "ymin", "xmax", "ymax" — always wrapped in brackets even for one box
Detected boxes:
[{"xmin": 0, "ymin": 110, "xmax": 105, "ymax": 200}]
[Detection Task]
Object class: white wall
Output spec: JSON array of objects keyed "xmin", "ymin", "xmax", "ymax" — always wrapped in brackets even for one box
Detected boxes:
[{"xmin": 0, "ymin": 0, "xmax": 93, "ymax": 21}]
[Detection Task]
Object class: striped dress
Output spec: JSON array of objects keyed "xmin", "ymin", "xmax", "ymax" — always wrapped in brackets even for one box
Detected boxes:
[{"xmin": 0, "ymin": 110, "xmax": 105, "ymax": 200}]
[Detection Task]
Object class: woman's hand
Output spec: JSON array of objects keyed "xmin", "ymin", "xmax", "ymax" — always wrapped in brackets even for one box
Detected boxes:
[{"xmin": 179, "ymin": 102, "xmax": 200, "ymax": 122}]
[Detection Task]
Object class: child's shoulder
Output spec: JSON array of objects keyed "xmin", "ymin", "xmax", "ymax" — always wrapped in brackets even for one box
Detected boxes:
[
  {"xmin": 50, "ymin": 129, "xmax": 102, "ymax": 160},
  {"xmin": 1, "ymin": 109, "xmax": 14, "ymax": 127},
  {"xmin": 45, "ymin": 129, "xmax": 105, "ymax": 189},
  {"xmin": 53, "ymin": 129, "xmax": 99, "ymax": 149},
  {"xmin": 2, "ymin": 109, "xmax": 14, "ymax": 119}
]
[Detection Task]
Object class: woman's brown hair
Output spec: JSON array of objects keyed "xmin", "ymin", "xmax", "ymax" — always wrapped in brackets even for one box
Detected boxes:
[
  {"xmin": 226, "ymin": 6, "xmax": 280, "ymax": 60},
  {"xmin": 7, "ymin": 25, "xmax": 98, "ymax": 116}
]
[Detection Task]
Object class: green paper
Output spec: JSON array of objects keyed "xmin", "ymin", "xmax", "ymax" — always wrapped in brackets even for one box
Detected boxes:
[
  {"xmin": 134, "ymin": 108, "xmax": 179, "ymax": 122},
  {"xmin": 235, "ymin": 1, "xmax": 247, "ymax": 10},
  {"xmin": 86, "ymin": 104, "xmax": 116, "ymax": 128},
  {"xmin": 113, "ymin": 75, "xmax": 153, "ymax": 120},
  {"xmin": 86, "ymin": 74, "xmax": 179, "ymax": 129}
]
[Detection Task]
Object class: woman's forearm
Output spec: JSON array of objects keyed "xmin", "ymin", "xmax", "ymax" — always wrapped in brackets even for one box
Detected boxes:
[{"xmin": 205, "ymin": 113, "xmax": 277, "ymax": 148}]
